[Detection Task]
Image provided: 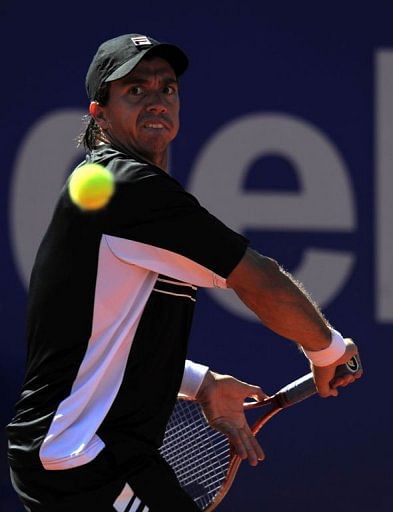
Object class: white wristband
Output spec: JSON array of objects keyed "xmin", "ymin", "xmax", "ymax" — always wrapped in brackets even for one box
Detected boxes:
[
  {"xmin": 302, "ymin": 329, "xmax": 347, "ymax": 367},
  {"xmin": 179, "ymin": 360, "xmax": 209, "ymax": 399}
]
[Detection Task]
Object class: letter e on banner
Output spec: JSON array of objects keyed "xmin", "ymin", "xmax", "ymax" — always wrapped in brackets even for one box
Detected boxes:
[{"xmin": 188, "ymin": 113, "xmax": 356, "ymax": 321}]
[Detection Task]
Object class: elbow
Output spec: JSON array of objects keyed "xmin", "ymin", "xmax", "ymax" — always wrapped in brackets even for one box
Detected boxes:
[
  {"xmin": 227, "ymin": 248, "xmax": 283, "ymax": 294},
  {"xmin": 249, "ymin": 250, "xmax": 282, "ymax": 284},
  {"xmin": 258, "ymin": 254, "xmax": 281, "ymax": 275}
]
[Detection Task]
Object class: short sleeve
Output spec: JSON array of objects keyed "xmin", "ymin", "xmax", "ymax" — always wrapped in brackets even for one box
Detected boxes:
[{"xmin": 98, "ymin": 167, "xmax": 249, "ymax": 285}]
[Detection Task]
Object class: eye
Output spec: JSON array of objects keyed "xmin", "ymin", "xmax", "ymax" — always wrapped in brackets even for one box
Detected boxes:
[
  {"xmin": 130, "ymin": 86, "xmax": 144, "ymax": 96},
  {"xmin": 163, "ymin": 85, "xmax": 177, "ymax": 95}
]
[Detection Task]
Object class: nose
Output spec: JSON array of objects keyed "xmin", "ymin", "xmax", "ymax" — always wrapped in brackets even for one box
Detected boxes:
[{"xmin": 146, "ymin": 92, "xmax": 168, "ymax": 114}]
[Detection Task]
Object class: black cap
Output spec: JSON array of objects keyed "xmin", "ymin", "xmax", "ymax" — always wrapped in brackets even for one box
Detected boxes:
[{"xmin": 85, "ymin": 33, "xmax": 189, "ymax": 101}]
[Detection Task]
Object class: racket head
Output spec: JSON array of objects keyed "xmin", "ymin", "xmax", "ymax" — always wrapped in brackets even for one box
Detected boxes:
[
  {"xmin": 160, "ymin": 355, "xmax": 362, "ymax": 510},
  {"xmin": 159, "ymin": 398, "xmax": 232, "ymax": 510}
]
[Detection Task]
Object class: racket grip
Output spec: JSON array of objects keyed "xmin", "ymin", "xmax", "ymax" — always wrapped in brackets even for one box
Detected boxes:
[{"xmin": 275, "ymin": 354, "xmax": 362, "ymax": 408}]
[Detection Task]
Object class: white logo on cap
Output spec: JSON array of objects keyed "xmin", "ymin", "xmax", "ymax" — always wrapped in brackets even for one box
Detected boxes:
[{"xmin": 131, "ymin": 36, "xmax": 152, "ymax": 46}]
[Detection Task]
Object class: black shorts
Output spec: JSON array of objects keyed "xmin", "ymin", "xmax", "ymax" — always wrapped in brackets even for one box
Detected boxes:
[{"xmin": 9, "ymin": 449, "xmax": 199, "ymax": 511}]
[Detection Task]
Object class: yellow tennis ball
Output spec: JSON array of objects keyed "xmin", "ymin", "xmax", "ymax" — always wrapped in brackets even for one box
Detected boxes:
[{"xmin": 69, "ymin": 163, "xmax": 114, "ymax": 210}]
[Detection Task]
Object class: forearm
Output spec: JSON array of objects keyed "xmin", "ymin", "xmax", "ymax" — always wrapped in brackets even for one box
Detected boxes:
[{"xmin": 227, "ymin": 249, "xmax": 332, "ymax": 351}]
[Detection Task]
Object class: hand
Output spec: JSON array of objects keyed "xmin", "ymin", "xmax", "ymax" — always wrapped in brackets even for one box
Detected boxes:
[
  {"xmin": 311, "ymin": 338, "xmax": 363, "ymax": 398},
  {"xmin": 196, "ymin": 371, "xmax": 267, "ymax": 466}
]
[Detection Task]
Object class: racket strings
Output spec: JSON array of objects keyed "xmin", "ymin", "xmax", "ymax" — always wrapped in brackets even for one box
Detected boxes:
[
  {"xmin": 160, "ymin": 400, "xmax": 231, "ymax": 510},
  {"xmin": 163, "ymin": 426, "xmax": 228, "ymax": 465},
  {"xmin": 162, "ymin": 406, "xmax": 229, "ymax": 475}
]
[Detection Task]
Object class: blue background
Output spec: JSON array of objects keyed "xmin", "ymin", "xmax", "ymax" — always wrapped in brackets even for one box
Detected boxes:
[{"xmin": 1, "ymin": 2, "xmax": 392, "ymax": 511}]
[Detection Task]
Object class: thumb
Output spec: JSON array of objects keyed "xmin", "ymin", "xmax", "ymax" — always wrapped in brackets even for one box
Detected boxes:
[{"xmin": 243, "ymin": 383, "xmax": 268, "ymax": 402}]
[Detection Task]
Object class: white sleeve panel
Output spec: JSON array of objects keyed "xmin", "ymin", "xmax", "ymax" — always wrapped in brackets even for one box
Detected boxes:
[
  {"xmin": 179, "ymin": 360, "xmax": 210, "ymax": 399},
  {"xmin": 104, "ymin": 235, "xmax": 228, "ymax": 289}
]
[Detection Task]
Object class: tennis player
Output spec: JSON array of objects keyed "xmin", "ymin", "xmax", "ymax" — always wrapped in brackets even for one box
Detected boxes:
[{"xmin": 6, "ymin": 33, "xmax": 361, "ymax": 511}]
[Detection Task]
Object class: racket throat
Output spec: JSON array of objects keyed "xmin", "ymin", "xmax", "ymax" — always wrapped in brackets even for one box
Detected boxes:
[{"xmin": 252, "ymin": 406, "xmax": 283, "ymax": 436}]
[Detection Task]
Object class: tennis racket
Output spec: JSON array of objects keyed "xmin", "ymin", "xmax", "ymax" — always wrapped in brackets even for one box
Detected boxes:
[{"xmin": 160, "ymin": 355, "xmax": 362, "ymax": 511}]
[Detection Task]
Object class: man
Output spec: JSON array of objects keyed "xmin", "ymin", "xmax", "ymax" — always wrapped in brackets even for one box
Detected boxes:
[{"xmin": 6, "ymin": 33, "xmax": 361, "ymax": 511}]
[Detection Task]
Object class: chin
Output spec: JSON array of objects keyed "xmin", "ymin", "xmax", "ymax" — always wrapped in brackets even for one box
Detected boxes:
[{"xmin": 143, "ymin": 138, "xmax": 172, "ymax": 154}]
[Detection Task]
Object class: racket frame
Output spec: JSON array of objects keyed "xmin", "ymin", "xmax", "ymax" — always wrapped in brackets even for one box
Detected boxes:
[{"xmin": 162, "ymin": 355, "xmax": 361, "ymax": 511}]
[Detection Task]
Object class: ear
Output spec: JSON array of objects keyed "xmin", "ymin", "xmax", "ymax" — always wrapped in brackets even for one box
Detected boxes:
[{"xmin": 89, "ymin": 101, "xmax": 109, "ymax": 129}]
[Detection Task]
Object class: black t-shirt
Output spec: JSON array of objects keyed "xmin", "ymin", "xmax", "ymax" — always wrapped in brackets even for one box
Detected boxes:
[{"xmin": 6, "ymin": 145, "xmax": 248, "ymax": 470}]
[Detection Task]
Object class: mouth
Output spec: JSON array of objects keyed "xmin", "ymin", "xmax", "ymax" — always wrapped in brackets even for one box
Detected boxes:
[
  {"xmin": 143, "ymin": 122, "xmax": 166, "ymax": 129},
  {"xmin": 141, "ymin": 116, "xmax": 172, "ymax": 131}
]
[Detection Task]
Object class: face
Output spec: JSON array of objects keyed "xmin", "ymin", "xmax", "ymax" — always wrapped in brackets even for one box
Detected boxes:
[{"xmin": 91, "ymin": 56, "xmax": 180, "ymax": 169}]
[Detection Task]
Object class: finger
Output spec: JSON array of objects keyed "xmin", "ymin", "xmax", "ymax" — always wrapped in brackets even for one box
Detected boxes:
[
  {"xmin": 238, "ymin": 428, "xmax": 260, "ymax": 466},
  {"xmin": 218, "ymin": 421, "xmax": 259, "ymax": 465},
  {"xmin": 248, "ymin": 432, "xmax": 265, "ymax": 462},
  {"xmin": 240, "ymin": 424, "xmax": 265, "ymax": 465},
  {"xmin": 332, "ymin": 368, "xmax": 363, "ymax": 388},
  {"xmin": 331, "ymin": 374, "xmax": 355, "ymax": 388},
  {"xmin": 317, "ymin": 380, "xmax": 338, "ymax": 398},
  {"xmin": 214, "ymin": 421, "xmax": 248, "ymax": 460},
  {"xmin": 245, "ymin": 385, "xmax": 268, "ymax": 402},
  {"xmin": 314, "ymin": 366, "xmax": 339, "ymax": 398}
]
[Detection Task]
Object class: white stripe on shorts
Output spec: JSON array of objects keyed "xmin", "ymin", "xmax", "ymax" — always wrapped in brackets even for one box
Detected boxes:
[
  {"xmin": 113, "ymin": 482, "xmax": 149, "ymax": 512},
  {"xmin": 113, "ymin": 483, "xmax": 134, "ymax": 512},
  {"xmin": 129, "ymin": 497, "xmax": 141, "ymax": 511}
]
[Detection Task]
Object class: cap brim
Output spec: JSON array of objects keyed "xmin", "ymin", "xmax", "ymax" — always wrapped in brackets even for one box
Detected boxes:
[{"xmin": 105, "ymin": 43, "xmax": 188, "ymax": 83}]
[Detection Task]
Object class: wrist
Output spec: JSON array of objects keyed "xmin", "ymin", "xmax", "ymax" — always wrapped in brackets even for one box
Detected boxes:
[
  {"xmin": 302, "ymin": 329, "xmax": 347, "ymax": 367},
  {"xmin": 195, "ymin": 370, "xmax": 216, "ymax": 402}
]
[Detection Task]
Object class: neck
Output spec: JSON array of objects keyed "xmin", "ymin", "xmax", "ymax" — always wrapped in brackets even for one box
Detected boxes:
[
  {"xmin": 131, "ymin": 147, "xmax": 168, "ymax": 172},
  {"xmin": 103, "ymin": 134, "xmax": 168, "ymax": 172},
  {"xmin": 146, "ymin": 150, "xmax": 168, "ymax": 171}
]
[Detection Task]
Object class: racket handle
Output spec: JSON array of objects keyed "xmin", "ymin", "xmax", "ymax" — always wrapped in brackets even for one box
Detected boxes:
[{"xmin": 275, "ymin": 354, "xmax": 362, "ymax": 408}]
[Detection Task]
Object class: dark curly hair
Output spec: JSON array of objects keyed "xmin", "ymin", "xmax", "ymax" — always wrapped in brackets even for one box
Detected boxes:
[{"xmin": 77, "ymin": 82, "xmax": 110, "ymax": 152}]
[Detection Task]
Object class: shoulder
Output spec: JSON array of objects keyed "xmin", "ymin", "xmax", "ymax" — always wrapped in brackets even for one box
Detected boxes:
[
  {"xmin": 87, "ymin": 145, "xmax": 165, "ymax": 185},
  {"xmin": 88, "ymin": 146, "xmax": 199, "ymax": 203}
]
